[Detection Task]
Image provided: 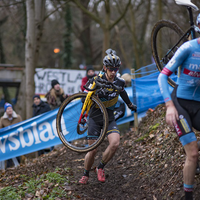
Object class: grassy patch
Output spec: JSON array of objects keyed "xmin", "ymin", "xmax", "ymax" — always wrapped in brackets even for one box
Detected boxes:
[{"xmin": 0, "ymin": 170, "xmax": 74, "ymax": 199}]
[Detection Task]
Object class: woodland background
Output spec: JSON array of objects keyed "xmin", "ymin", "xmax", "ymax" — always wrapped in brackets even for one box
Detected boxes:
[{"xmin": 0, "ymin": 0, "xmax": 200, "ymax": 119}]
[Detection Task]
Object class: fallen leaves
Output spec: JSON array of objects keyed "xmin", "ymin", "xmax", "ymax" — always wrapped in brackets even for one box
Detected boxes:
[{"xmin": 0, "ymin": 104, "xmax": 200, "ymax": 199}]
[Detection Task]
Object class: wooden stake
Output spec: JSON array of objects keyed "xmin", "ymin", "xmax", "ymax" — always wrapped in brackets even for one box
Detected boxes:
[{"xmin": 131, "ymin": 68, "xmax": 138, "ymax": 134}]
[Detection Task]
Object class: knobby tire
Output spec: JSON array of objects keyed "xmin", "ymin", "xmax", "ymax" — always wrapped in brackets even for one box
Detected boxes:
[
  {"xmin": 151, "ymin": 20, "xmax": 188, "ymax": 87},
  {"xmin": 56, "ymin": 92, "xmax": 109, "ymax": 153}
]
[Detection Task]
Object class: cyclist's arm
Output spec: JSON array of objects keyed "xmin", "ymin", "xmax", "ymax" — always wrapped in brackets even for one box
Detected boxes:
[
  {"xmin": 120, "ymin": 90, "xmax": 137, "ymax": 111},
  {"xmin": 120, "ymin": 90, "xmax": 132, "ymax": 105},
  {"xmin": 165, "ymin": 100, "xmax": 179, "ymax": 127},
  {"xmin": 158, "ymin": 42, "xmax": 191, "ymax": 103}
]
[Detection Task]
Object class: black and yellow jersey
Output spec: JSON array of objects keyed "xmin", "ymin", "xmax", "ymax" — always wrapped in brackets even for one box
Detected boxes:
[{"xmin": 86, "ymin": 72, "xmax": 132, "ymax": 121}]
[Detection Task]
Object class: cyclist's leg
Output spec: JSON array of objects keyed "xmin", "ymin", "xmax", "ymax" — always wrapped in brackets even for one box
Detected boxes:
[
  {"xmin": 79, "ymin": 141, "xmax": 97, "ymax": 184},
  {"xmin": 191, "ymin": 107, "xmax": 200, "ymax": 174},
  {"xmin": 101, "ymin": 120, "xmax": 120, "ymax": 164},
  {"xmin": 95, "ymin": 120, "xmax": 120, "ymax": 182},
  {"xmin": 79, "ymin": 118, "xmax": 101, "ymax": 184},
  {"xmin": 183, "ymin": 141, "xmax": 198, "ymax": 190},
  {"xmin": 83, "ymin": 118, "xmax": 101, "ymax": 171},
  {"xmin": 172, "ymin": 94, "xmax": 198, "ymax": 196},
  {"xmin": 84, "ymin": 141, "xmax": 98, "ymax": 171}
]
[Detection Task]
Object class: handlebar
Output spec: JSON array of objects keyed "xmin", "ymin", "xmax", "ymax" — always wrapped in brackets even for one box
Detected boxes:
[{"xmin": 83, "ymin": 76, "xmax": 123, "ymax": 92}]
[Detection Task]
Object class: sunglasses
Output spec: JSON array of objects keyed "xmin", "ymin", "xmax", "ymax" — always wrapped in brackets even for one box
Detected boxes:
[{"xmin": 106, "ymin": 67, "xmax": 119, "ymax": 72}]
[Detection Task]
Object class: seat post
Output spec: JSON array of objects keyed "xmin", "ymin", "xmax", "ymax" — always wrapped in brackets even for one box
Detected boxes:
[{"xmin": 187, "ymin": 6, "xmax": 196, "ymax": 39}]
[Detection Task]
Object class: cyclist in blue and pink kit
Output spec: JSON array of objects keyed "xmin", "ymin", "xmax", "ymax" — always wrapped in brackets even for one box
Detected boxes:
[{"xmin": 158, "ymin": 36, "xmax": 200, "ymax": 200}]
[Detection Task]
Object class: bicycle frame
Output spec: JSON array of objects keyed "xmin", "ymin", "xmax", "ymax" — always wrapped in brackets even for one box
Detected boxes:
[
  {"xmin": 162, "ymin": 1, "xmax": 199, "ymax": 63},
  {"xmin": 151, "ymin": 0, "xmax": 199, "ymax": 87},
  {"xmin": 187, "ymin": 6, "xmax": 196, "ymax": 39},
  {"xmin": 78, "ymin": 83, "xmax": 95, "ymax": 125},
  {"xmin": 163, "ymin": 26, "xmax": 192, "ymax": 64},
  {"xmin": 175, "ymin": 0, "xmax": 199, "ymax": 39},
  {"xmin": 77, "ymin": 72, "xmax": 104, "ymax": 127}
]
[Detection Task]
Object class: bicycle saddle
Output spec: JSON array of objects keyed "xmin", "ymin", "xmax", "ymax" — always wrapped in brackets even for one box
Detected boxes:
[{"xmin": 175, "ymin": 0, "xmax": 199, "ymax": 11}]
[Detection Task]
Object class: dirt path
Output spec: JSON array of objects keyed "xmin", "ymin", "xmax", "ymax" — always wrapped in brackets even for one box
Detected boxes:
[{"xmin": 1, "ymin": 105, "xmax": 200, "ymax": 199}]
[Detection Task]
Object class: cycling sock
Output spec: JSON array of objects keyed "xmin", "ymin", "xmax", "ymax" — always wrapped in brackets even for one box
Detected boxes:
[
  {"xmin": 83, "ymin": 169, "xmax": 89, "ymax": 177},
  {"xmin": 184, "ymin": 183, "xmax": 193, "ymax": 200},
  {"xmin": 98, "ymin": 160, "xmax": 106, "ymax": 169}
]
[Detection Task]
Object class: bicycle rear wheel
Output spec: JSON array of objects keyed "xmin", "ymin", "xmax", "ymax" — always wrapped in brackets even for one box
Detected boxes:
[
  {"xmin": 151, "ymin": 20, "xmax": 188, "ymax": 87},
  {"xmin": 56, "ymin": 93, "xmax": 109, "ymax": 153}
]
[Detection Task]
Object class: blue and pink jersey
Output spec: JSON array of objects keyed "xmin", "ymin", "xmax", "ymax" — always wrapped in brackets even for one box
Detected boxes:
[{"xmin": 158, "ymin": 38, "xmax": 200, "ymax": 102}]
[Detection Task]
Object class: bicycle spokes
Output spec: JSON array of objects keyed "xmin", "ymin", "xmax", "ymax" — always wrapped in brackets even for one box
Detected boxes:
[{"xmin": 56, "ymin": 93, "xmax": 108, "ymax": 153}]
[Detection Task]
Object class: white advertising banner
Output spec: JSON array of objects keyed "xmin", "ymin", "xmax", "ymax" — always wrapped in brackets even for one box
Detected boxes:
[{"xmin": 34, "ymin": 68, "xmax": 86, "ymax": 95}]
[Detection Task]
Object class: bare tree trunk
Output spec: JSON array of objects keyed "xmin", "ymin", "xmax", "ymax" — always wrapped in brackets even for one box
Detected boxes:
[
  {"xmin": 73, "ymin": 0, "xmax": 130, "ymax": 60},
  {"xmin": 25, "ymin": 0, "xmax": 35, "ymax": 119},
  {"xmin": 15, "ymin": 72, "xmax": 26, "ymax": 120},
  {"xmin": 115, "ymin": 26, "xmax": 131, "ymax": 69},
  {"xmin": 158, "ymin": 0, "xmax": 162, "ymax": 20},
  {"xmin": 80, "ymin": 0, "xmax": 93, "ymax": 65},
  {"xmin": 102, "ymin": 0, "xmax": 111, "ymax": 55},
  {"xmin": 25, "ymin": 0, "xmax": 45, "ymax": 119},
  {"xmin": 35, "ymin": 0, "xmax": 45, "ymax": 65},
  {"xmin": 129, "ymin": 6, "xmax": 140, "ymax": 70},
  {"xmin": 103, "ymin": 28, "xmax": 110, "ymax": 56}
]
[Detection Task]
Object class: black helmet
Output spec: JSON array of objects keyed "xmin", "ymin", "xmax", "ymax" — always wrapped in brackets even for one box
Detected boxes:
[{"xmin": 103, "ymin": 49, "xmax": 121, "ymax": 68}]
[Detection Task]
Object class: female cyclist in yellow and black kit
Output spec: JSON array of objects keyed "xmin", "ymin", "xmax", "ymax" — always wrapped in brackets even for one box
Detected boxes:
[{"xmin": 79, "ymin": 49, "xmax": 137, "ymax": 184}]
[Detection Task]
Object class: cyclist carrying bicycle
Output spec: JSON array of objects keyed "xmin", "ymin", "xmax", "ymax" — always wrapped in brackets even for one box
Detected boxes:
[
  {"xmin": 79, "ymin": 49, "xmax": 137, "ymax": 184},
  {"xmin": 158, "ymin": 35, "xmax": 200, "ymax": 200}
]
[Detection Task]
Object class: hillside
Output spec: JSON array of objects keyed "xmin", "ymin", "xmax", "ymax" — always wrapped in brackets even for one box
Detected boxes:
[{"xmin": 0, "ymin": 104, "xmax": 200, "ymax": 199}]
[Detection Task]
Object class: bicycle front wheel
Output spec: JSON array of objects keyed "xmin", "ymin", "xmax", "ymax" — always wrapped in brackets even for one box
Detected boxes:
[
  {"xmin": 56, "ymin": 93, "xmax": 109, "ymax": 153},
  {"xmin": 151, "ymin": 20, "xmax": 188, "ymax": 87}
]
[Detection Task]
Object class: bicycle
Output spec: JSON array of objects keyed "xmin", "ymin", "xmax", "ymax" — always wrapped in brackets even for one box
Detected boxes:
[
  {"xmin": 56, "ymin": 71, "xmax": 123, "ymax": 153},
  {"xmin": 151, "ymin": 0, "xmax": 199, "ymax": 87}
]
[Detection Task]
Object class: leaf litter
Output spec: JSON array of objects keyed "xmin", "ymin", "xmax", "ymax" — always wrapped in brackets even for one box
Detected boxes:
[{"xmin": 0, "ymin": 104, "xmax": 200, "ymax": 199}]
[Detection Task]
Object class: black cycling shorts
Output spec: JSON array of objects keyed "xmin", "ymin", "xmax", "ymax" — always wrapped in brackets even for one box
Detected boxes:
[
  {"xmin": 88, "ymin": 117, "xmax": 120, "ymax": 138},
  {"xmin": 172, "ymin": 85, "xmax": 200, "ymax": 146}
]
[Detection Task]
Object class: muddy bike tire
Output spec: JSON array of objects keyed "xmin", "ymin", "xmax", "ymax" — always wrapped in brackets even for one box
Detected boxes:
[
  {"xmin": 56, "ymin": 92, "xmax": 109, "ymax": 153},
  {"xmin": 151, "ymin": 20, "xmax": 188, "ymax": 87}
]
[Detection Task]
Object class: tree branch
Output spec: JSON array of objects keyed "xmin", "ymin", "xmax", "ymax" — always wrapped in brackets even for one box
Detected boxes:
[
  {"xmin": 72, "ymin": 0, "xmax": 104, "ymax": 28},
  {"xmin": 109, "ymin": 0, "xmax": 131, "ymax": 30}
]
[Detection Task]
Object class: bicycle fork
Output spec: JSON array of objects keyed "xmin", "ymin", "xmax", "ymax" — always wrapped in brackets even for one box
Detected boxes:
[
  {"xmin": 78, "ymin": 93, "xmax": 93, "ymax": 124},
  {"xmin": 78, "ymin": 82, "xmax": 96, "ymax": 125}
]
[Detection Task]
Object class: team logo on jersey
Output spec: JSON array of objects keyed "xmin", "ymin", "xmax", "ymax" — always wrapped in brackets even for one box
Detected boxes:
[
  {"xmin": 189, "ymin": 63, "xmax": 200, "ymax": 70},
  {"xmin": 180, "ymin": 118, "xmax": 191, "ymax": 133},
  {"xmin": 192, "ymin": 52, "xmax": 200, "ymax": 58},
  {"xmin": 184, "ymin": 68, "xmax": 200, "ymax": 77}
]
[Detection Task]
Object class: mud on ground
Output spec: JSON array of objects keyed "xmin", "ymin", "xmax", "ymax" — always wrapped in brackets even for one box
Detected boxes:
[{"xmin": 1, "ymin": 104, "xmax": 200, "ymax": 199}]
